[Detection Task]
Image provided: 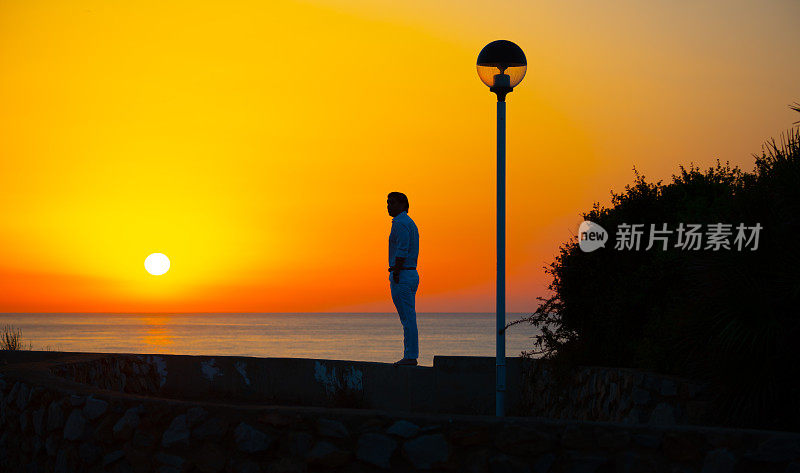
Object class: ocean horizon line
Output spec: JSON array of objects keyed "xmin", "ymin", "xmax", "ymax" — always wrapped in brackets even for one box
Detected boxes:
[{"xmin": 0, "ymin": 311, "xmax": 532, "ymax": 315}]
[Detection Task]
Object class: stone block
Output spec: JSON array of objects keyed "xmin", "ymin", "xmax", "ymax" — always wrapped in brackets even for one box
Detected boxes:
[
  {"xmin": 155, "ymin": 452, "xmax": 187, "ymax": 469},
  {"xmin": 564, "ymin": 450, "xmax": 610, "ymax": 473},
  {"xmin": 234, "ymin": 422, "xmax": 272, "ymax": 453},
  {"xmin": 561, "ymin": 425, "xmax": 594, "ymax": 450},
  {"xmin": 286, "ymin": 431, "xmax": 314, "ymax": 458},
  {"xmin": 614, "ymin": 450, "xmax": 659, "ymax": 473},
  {"xmin": 103, "ymin": 450, "xmax": 125, "ymax": 466},
  {"xmin": 265, "ymin": 458, "xmax": 304, "ymax": 473},
  {"xmin": 745, "ymin": 436, "xmax": 800, "ymax": 463},
  {"xmin": 317, "ymin": 418, "xmax": 349, "ymax": 439},
  {"xmin": 78, "ymin": 442, "xmax": 102, "ymax": 465},
  {"xmin": 15, "ymin": 383, "xmax": 30, "ymax": 410},
  {"xmin": 596, "ymin": 430, "xmax": 630, "ymax": 450},
  {"xmin": 162, "ymin": 414, "xmax": 190, "ymax": 448},
  {"xmin": 83, "ymin": 397, "xmax": 109, "ymax": 421},
  {"xmin": 633, "ymin": 433, "xmax": 662, "ymax": 449},
  {"xmin": 186, "ymin": 407, "xmax": 208, "ymax": 428},
  {"xmin": 403, "ymin": 433, "xmax": 450, "ymax": 470},
  {"xmin": 308, "ymin": 441, "xmax": 350, "ymax": 468},
  {"xmin": 386, "ymin": 420, "xmax": 419, "ymax": 439},
  {"xmin": 357, "ymin": 432, "xmax": 397, "ymax": 469},
  {"xmin": 47, "ymin": 400, "xmax": 66, "ymax": 432},
  {"xmin": 632, "ymin": 388, "xmax": 650, "ymax": 406},
  {"xmin": 488, "ymin": 453, "xmax": 532, "ymax": 473},
  {"xmin": 660, "ymin": 379, "xmax": 678, "ymax": 397},
  {"xmin": 133, "ymin": 430, "xmax": 157, "ymax": 449},
  {"xmin": 69, "ymin": 395, "xmax": 85, "ymax": 407},
  {"xmin": 532, "ymin": 453, "xmax": 556, "ymax": 473},
  {"xmin": 194, "ymin": 443, "xmax": 226, "ymax": 473},
  {"xmin": 193, "ymin": 417, "xmax": 228, "ymax": 441},
  {"xmin": 63, "ymin": 409, "xmax": 86, "ymax": 441},
  {"xmin": 662, "ymin": 432, "xmax": 704, "ymax": 463},
  {"xmin": 112, "ymin": 406, "xmax": 142, "ymax": 441},
  {"xmin": 701, "ymin": 448, "xmax": 737, "ymax": 473},
  {"xmin": 648, "ymin": 403, "xmax": 676, "ymax": 426}
]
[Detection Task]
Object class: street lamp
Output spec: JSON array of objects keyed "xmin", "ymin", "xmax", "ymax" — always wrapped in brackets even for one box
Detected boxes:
[{"xmin": 477, "ymin": 40, "xmax": 526, "ymax": 417}]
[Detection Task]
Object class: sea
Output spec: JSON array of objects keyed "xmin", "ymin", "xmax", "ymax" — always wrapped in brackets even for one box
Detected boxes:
[{"xmin": 0, "ymin": 313, "xmax": 541, "ymax": 367}]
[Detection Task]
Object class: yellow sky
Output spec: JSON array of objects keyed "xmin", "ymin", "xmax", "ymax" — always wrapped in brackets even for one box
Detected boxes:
[{"xmin": 1, "ymin": 0, "xmax": 798, "ymax": 312}]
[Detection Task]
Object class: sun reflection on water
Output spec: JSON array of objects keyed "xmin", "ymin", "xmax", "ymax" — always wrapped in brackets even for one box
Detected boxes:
[{"xmin": 139, "ymin": 316, "xmax": 175, "ymax": 351}]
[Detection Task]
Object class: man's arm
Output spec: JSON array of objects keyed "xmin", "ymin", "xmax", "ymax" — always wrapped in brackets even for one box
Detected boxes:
[
  {"xmin": 390, "ymin": 223, "xmax": 411, "ymax": 283},
  {"xmin": 391, "ymin": 256, "xmax": 406, "ymax": 283}
]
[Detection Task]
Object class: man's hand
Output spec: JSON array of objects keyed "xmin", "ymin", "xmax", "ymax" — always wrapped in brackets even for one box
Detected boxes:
[{"xmin": 391, "ymin": 256, "xmax": 405, "ymax": 284}]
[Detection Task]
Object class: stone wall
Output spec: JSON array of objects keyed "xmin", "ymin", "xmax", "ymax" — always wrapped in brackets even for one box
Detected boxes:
[
  {"xmin": 520, "ymin": 360, "xmax": 713, "ymax": 426},
  {"xmin": 2, "ymin": 374, "xmax": 800, "ymax": 473},
  {"xmin": 3, "ymin": 353, "xmax": 800, "ymax": 472}
]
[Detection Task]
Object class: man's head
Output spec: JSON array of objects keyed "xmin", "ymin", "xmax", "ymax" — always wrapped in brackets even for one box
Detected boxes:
[{"xmin": 387, "ymin": 192, "xmax": 409, "ymax": 217}]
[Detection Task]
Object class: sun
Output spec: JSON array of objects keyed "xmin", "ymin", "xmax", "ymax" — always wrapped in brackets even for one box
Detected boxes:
[{"xmin": 144, "ymin": 253, "xmax": 170, "ymax": 276}]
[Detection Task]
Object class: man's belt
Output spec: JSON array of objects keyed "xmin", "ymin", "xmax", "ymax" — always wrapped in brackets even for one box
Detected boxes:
[{"xmin": 388, "ymin": 267, "xmax": 416, "ymax": 271}]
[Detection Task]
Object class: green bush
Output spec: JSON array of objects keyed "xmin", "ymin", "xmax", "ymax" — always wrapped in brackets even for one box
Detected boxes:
[{"xmin": 519, "ymin": 104, "xmax": 800, "ymax": 431}]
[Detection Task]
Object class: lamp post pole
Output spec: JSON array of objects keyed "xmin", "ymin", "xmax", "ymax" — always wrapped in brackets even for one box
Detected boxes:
[
  {"xmin": 477, "ymin": 40, "xmax": 526, "ymax": 418},
  {"xmin": 496, "ymin": 97, "xmax": 506, "ymax": 417}
]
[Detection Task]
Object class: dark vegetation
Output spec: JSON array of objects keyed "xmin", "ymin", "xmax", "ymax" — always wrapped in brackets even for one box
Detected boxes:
[
  {"xmin": 1, "ymin": 325, "xmax": 30, "ymax": 351},
  {"xmin": 517, "ymin": 103, "xmax": 800, "ymax": 431},
  {"xmin": 0, "ymin": 325, "xmax": 58, "ymax": 351}
]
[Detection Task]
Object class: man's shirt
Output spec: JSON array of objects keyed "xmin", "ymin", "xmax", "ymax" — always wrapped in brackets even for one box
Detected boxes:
[{"xmin": 389, "ymin": 210, "xmax": 419, "ymax": 268}]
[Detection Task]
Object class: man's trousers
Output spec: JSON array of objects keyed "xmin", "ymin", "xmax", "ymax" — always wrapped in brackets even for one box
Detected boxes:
[{"xmin": 390, "ymin": 269, "xmax": 420, "ymax": 360}]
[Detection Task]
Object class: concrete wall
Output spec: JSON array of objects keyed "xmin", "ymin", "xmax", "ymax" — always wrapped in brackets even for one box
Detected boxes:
[
  {"xmin": 432, "ymin": 356, "xmax": 525, "ymax": 415},
  {"xmin": 45, "ymin": 352, "xmax": 519, "ymax": 414},
  {"xmin": 42, "ymin": 352, "xmax": 711, "ymax": 423},
  {"xmin": 49, "ymin": 353, "xmax": 443, "ymax": 413}
]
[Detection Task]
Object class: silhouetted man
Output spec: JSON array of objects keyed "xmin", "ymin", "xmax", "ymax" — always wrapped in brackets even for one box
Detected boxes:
[{"xmin": 387, "ymin": 192, "xmax": 420, "ymax": 366}]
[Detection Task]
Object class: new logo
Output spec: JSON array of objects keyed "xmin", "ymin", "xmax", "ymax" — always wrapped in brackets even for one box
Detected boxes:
[{"xmin": 578, "ymin": 221, "xmax": 608, "ymax": 252}]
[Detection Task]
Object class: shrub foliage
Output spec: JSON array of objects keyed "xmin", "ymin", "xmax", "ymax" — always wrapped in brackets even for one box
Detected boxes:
[{"xmin": 519, "ymin": 105, "xmax": 800, "ymax": 430}]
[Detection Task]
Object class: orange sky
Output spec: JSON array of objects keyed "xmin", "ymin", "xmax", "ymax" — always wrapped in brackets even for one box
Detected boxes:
[{"xmin": 1, "ymin": 0, "xmax": 798, "ymax": 313}]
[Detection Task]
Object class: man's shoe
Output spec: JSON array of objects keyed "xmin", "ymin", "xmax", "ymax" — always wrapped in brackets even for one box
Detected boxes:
[{"xmin": 393, "ymin": 358, "xmax": 417, "ymax": 366}]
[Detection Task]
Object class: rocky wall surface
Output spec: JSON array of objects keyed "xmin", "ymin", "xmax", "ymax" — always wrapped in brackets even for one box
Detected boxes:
[
  {"xmin": 3, "ymin": 366, "xmax": 800, "ymax": 473},
  {"xmin": 521, "ymin": 360, "xmax": 712, "ymax": 426}
]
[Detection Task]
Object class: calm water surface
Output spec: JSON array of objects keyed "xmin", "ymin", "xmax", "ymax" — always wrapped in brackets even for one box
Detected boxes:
[{"xmin": 0, "ymin": 313, "xmax": 540, "ymax": 366}]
